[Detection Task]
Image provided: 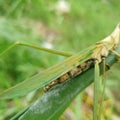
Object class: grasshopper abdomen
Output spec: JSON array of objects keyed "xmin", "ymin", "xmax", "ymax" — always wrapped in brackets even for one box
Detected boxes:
[{"xmin": 44, "ymin": 59, "xmax": 94, "ymax": 91}]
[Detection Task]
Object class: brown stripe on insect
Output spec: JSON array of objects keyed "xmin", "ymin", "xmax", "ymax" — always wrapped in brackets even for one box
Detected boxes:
[{"xmin": 44, "ymin": 59, "xmax": 94, "ymax": 91}]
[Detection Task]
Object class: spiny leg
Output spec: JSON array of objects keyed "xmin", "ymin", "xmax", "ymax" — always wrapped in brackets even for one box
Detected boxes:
[
  {"xmin": 0, "ymin": 42, "xmax": 73, "ymax": 57},
  {"xmin": 93, "ymin": 59, "xmax": 100, "ymax": 120}
]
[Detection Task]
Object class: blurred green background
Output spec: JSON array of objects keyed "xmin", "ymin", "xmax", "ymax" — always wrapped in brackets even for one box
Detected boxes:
[{"xmin": 0, "ymin": 0, "xmax": 120, "ymax": 120}]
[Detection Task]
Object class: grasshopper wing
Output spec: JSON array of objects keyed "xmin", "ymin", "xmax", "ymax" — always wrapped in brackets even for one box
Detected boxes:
[{"xmin": 0, "ymin": 46, "xmax": 94, "ymax": 99}]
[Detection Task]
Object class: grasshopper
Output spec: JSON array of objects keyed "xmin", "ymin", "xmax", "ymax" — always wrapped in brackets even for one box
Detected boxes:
[{"xmin": 0, "ymin": 23, "xmax": 120, "ymax": 120}]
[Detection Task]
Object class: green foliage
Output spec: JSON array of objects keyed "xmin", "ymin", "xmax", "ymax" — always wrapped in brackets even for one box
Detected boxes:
[
  {"xmin": 0, "ymin": 0, "xmax": 120, "ymax": 119},
  {"xmin": 10, "ymin": 47, "xmax": 120, "ymax": 120}
]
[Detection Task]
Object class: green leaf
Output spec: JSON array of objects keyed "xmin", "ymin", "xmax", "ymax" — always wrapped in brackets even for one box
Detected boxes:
[{"xmin": 11, "ymin": 46, "xmax": 120, "ymax": 120}]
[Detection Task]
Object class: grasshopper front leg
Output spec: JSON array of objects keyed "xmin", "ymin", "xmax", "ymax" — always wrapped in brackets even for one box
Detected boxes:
[
  {"xmin": 98, "ymin": 57, "xmax": 107, "ymax": 120},
  {"xmin": 93, "ymin": 59, "xmax": 100, "ymax": 120}
]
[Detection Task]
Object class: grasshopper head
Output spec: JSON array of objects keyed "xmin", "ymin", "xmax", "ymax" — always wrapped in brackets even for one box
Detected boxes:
[
  {"xmin": 101, "ymin": 23, "xmax": 120, "ymax": 50},
  {"xmin": 93, "ymin": 23, "xmax": 120, "ymax": 62}
]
